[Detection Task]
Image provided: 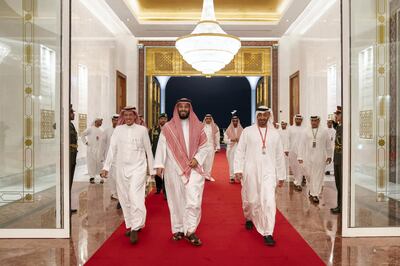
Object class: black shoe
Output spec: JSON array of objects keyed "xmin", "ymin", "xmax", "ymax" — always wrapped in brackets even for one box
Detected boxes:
[
  {"xmin": 125, "ymin": 229, "xmax": 131, "ymax": 237},
  {"xmin": 263, "ymin": 235, "xmax": 276, "ymax": 246},
  {"xmin": 71, "ymin": 209, "xmax": 77, "ymax": 214},
  {"xmin": 294, "ymin": 185, "xmax": 302, "ymax": 192},
  {"xmin": 100, "ymin": 179, "xmax": 104, "ymax": 184},
  {"xmin": 172, "ymin": 232, "xmax": 184, "ymax": 241},
  {"xmin": 89, "ymin": 178, "xmax": 95, "ymax": 184},
  {"xmin": 245, "ymin": 220, "xmax": 254, "ymax": 230},
  {"xmin": 302, "ymin": 176, "xmax": 306, "ymax": 186},
  {"xmin": 130, "ymin": 230, "xmax": 138, "ymax": 244},
  {"xmin": 312, "ymin": 196, "xmax": 320, "ymax": 204},
  {"xmin": 325, "ymin": 171, "xmax": 330, "ymax": 175},
  {"xmin": 185, "ymin": 233, "xmax": 202, "ymax": 246},
  {"xmin": 116, "ymin": 202, "xmax": 121, "ymax": 209},
  {"xmin": 330, "ymin": 207, "xmax": 341, "ymax": 214}
]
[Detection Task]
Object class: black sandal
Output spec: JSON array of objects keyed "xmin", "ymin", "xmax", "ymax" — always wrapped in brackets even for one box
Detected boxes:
[
  {"xmin": 185, "ymin": 233, "xmax": 202, "ymax": 246},
  {"xmin": 172, "ymin": 232, "xmax": 184, "ymax": 241}
]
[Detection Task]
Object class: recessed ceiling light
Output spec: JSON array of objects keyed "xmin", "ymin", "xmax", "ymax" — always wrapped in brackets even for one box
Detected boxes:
[
  {"xmin": 286, "ymin": 19, "xmax": 289, "ymax": 22},
  {"xmin": 126, "ymin": 18, "xmax": 130, "ymax": 22}
]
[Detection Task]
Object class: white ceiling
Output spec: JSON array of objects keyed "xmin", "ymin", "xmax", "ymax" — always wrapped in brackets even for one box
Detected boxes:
[{"xmin": 105, "ymin": 0, "xmax": 312, "ymax": 39}]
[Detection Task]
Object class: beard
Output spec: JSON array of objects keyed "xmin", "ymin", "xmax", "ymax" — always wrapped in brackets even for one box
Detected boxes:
[
  {"xmin": 257, "ymin": 119, "xmax": 267, "ymax": 127},
  {"xmin": 179, "ymin": 111, "xmax": 189, "ymax": 119}
]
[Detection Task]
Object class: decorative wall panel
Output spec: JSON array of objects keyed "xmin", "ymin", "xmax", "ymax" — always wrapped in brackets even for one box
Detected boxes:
[
  {"xmin": 146, "ymin": 47, "xmax": 272, "ymax": 76},
  {"xmin": 78, "ymin": 114, "xmax": 87, "ymax": 135},
  {"xmin": 40, "ymin": 110, "xmax": 55, "ymax": 139},
  {"xmin": 359, "ymin": 110, "xmax": 373, "ymax": 139}
]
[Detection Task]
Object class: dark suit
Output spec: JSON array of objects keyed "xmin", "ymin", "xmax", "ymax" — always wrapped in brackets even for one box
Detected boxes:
[
  {"xmin": 70, "ymin": 121, "xmax": 78, "ymax": 189},
  {"xmin": 333, "ymin": 123, "xmax": 342, "ymax": 208},
  {"xmin": 149, "ymin": 126, "xmax": 165, "ymax": 195}
]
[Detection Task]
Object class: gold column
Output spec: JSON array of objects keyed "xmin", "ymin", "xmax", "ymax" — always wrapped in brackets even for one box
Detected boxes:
[
  {"xmin": 147, "ymin": 76, "xmax": 154, "ymax": 129},
  {"xmin": 375, "ymin": 0, "xmax": 389, "ymax": 201},
  {"xmin": 23, "ymin": 0, "xmax": 34, "ymax": 202}
]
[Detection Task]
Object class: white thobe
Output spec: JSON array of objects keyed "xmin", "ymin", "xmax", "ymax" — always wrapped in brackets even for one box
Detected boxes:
[
  {"xmin": 223, "ymin": 128, "xmax": 239, "ymax": 180},
  {"xmin": 297, "ymin": 127, "xmax": 333, "ymax": 197},
  {"xmin": 234, "ymin": 125, "xmax": 286, "ymax": 236},
  {"xmin": 202, "ymin": 124, "xmax": 220, "ymax": 179},
  {"xmin": 325, "ymin": 127, "xmax": 336, "ymax": 173},
  {"xmin": 101, "ymin": 127, "xmax": 117, "ymax": 198},
  {"xmin": 81, "ymin": 126, "xmax": 104, "ymax": 177},
  {"xmin": 279, "ymin": 128, "xmax": 290, "ymax": 176},
  {"xmin": 288, "ymin": 126, "xmax": 305, "ymax": 186},
  {"xmin": 103, "ymin": 124, "xmax": 155, "ymax": 230},
  {"xmin": 154, "ymin": 119, "xmax": 209, "ymax": 234}
]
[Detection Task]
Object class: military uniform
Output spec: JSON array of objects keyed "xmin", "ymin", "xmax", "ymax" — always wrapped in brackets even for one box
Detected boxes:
[
  {"xmin": 149, "ymin": 126, "xmax": 165, "ymax": 194},
  {"xmin": 333, "ymin": 123, "xmax": 342, "ymax": 210},
  {"xmin": 70, "ymin": 120, "xmax": 78, "ymax": 188}
]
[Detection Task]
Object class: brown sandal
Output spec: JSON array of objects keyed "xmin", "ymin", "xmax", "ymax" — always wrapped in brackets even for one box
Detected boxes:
[
  {"xmin": 185, "ymin": 233, "xmax": 202, "ymax": 246},
  {"xmin": 172, "ymin": 232, "xmax": 184, "ymax": 241}
]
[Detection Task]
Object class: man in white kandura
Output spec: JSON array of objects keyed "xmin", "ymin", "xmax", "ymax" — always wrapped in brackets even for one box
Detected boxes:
[
  {"xmin": 81, "ymin": 118, "xmax": 104, "ymax": 184},
  {"xmin": 279, "ymin": 120, "xmax": 290, "ymax": 177},
  {"xmin": 288, "ymin": 114, "xmax": 305, "ymax": 191},
  {"xmin": 154, "ymin": 98, "xmax": 208, "ymax": 246},
  {"xmin": 100, "ymin": 106, "xmax": 155, "ymax": 244},
  {"xmin": 100, "ymin": 114, "xmax": 120, "ymax": 205},
  {"xmin": 202, "ymin": 114, "xmax": 220, "ymax": 182},
  {"xmin": 223, "ymin": 113, "xmax": 243, "ymax": 183},
  {"xmin": 234, "ymin": 106, "xmax": 286, "ymax": 246},
  {"xmin": 298, "ymin": 116, "xmax": 332, "ymax": 204},
  {"xmin": 325, "ymin": 119, "xmax": 336, "ymax": 176}
]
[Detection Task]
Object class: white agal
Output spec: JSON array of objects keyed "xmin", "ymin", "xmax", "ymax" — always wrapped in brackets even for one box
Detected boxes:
[{"xmin": 175, "ymin": 0, "xmax": 241, "ymax": 75}]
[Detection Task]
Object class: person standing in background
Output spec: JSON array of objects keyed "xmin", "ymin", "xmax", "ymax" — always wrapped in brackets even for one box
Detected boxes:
[
  {"xmin": 81, "ymin": 118, "xmax": 104, "ymax": 184},
  {"xmin": 149, "ymin": 113, "xmax": 168, "ymax": 198}
]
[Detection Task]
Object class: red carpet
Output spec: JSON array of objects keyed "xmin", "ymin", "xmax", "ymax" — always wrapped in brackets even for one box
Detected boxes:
[{"xmin": 86, "ymin": 151, "xmax": 325, "ymax": 266}]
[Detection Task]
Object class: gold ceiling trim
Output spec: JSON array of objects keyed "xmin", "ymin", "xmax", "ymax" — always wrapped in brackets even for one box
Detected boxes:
[
  {"xmin": 145, "ymin": 46, "xmax": 272, "ymax": 76},
  {"xmin": 126, "ymin": 0, "xmax": 286, "ymax": 23}
]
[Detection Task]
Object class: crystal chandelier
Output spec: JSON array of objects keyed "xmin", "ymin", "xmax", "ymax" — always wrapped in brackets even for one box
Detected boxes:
[{"xmin": 175, "ymin": 0, "xmax": 241, "ymax": 75}]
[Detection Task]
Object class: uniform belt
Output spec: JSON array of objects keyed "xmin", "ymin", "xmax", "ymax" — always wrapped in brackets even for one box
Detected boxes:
[{"xmin": 70, "ymin": 144, "xmax": 78, "ymax": 148}]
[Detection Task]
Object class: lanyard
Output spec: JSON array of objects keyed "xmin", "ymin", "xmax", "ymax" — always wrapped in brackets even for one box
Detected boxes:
[
  {"xmin": 312, "ymin": 128, "xmax": 319, "ymax": 140},
  {"xmin": 257, "ymin": 126, "xmax": 268, "ymax": 150}
]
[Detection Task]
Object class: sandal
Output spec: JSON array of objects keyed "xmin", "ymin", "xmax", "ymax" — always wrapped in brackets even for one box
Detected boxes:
[
  {"xmin": 185, "ymin": 233, "xmax": 202, "ymax": 246},
  {"xmin": 172, "ymin": 232, "xmax": 184, "ymax": 241}
]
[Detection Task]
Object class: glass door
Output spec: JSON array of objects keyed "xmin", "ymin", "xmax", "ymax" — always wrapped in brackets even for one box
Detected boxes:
[
  {"xmin": 342, "ymin": 0, "xmax": 400, "ymax": 236},
  {"xmin": 0, "ymin": 0, "xmax": 70, "ymax": 237}
]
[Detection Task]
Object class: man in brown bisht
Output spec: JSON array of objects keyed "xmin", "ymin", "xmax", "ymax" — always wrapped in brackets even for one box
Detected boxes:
[{"xmin": 154, "ymin": 98, "xmax": 209, "ymax": 246}]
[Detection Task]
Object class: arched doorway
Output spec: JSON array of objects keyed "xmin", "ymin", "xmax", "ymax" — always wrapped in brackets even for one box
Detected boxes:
[
  {"xmin": 137, "ymin": 41, "xmax": 278, "ymax": 128},
  {"xmin": 165, "ymin": 76, "xmax": 252, "ymax": 128}
]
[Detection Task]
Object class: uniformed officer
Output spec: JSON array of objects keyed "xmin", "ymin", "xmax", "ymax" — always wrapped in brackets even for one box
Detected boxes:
[
  {"xmin": 149, "ymin": 113, "xmax": 168, "ymax": 198},
  {"xmin": 331, "ymin": 108, "xmax": 342, "ymax": 214},
  {"xmin": 70, "ymin": 104, "xmax": 78, "ymax": 213}
]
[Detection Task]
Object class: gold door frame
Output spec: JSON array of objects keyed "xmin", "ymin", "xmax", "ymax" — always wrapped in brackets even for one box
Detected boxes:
[{"xmin": 142, "ymin": 45, "xmax": 275, "ymax": 129}]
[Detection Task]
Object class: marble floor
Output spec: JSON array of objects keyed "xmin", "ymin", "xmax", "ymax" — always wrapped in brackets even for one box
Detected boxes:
[{"xmin": 0, "ymin": 175, "xmax": 399, "ymax": 265}]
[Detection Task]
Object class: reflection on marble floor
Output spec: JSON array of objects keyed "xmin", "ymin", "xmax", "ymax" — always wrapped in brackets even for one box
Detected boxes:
[{"xmin": 0, "ymin": 175, "xmax": 399, "ymax": 265}]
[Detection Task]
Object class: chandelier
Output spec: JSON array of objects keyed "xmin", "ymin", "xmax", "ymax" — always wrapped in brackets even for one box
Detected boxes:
[{"xmin": 175, "ymin": 0, "xmax": 241, "ymax": 75}]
